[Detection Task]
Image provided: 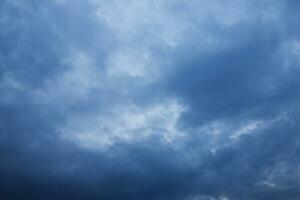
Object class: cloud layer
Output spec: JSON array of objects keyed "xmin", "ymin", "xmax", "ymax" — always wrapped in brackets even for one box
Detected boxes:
[{"xmin": 1, "ymin": 0, "xmax": 300, "ymax": 199}]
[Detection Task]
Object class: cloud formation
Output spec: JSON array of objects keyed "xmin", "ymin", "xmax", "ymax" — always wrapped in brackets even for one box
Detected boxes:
[{"xmin": 1, "ymin": 0, "xmax": 300, "ymax": 199}]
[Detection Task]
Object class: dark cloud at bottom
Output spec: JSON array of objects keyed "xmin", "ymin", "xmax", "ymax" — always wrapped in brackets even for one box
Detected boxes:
[{"xmin": 1, "ymin": 97, "xmax": 300, "ymax": 200}]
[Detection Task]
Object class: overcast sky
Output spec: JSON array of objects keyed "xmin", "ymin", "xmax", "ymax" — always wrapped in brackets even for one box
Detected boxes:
[{"xmin": 1, "ymin": 0, "xmax": 300, "ymax": 199}]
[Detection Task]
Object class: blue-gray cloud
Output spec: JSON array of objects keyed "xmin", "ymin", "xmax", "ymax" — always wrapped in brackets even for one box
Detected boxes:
[{"xmin": 1, "ymin": 1, "xmax": 300, "ymax": 200}]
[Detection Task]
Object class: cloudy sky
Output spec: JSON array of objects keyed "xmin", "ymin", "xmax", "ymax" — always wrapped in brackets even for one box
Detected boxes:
[{"xmin": 1, "ymin": 0, "xmax": 300, "ymax": 199}]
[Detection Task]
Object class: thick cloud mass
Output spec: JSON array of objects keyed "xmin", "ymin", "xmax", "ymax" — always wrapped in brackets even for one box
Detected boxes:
[{"xmin": 1, "ymin": 0, "xmax": 300, "ymax": 199}]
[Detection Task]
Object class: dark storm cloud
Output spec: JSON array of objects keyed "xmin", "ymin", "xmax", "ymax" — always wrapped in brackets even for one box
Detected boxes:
[
  {"xmin": 1, "ymin": 0, "xmax": 300, "ymax": 200},
  {"xmin": 170, "ymin": 34, "xmax": 300, "ymax": 126}
]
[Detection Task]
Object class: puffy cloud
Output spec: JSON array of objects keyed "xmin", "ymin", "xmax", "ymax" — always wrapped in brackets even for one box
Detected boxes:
[{"xmin": 61, "ymin": 99, "xmax": 185, "ymax": 150}]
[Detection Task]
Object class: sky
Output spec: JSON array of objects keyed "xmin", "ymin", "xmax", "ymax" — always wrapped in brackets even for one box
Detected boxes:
[{"xmin": 1, "ymin": 0, "xmax": 300, "ymax": 199}]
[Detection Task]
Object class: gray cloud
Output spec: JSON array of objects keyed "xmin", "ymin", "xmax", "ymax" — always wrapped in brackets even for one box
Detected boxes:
[{"xmin": 1, "ymin": 0, "xmax": 300, "ymax": 200}]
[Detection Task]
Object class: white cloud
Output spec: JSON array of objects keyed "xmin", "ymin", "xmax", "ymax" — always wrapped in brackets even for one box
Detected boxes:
[
  {"xmin": 94, "ymin": 0, "xmax": 191, "ymax": 48},
  {"xmin": 60, "ymin": 99, "xmax": 186, "ymax": 150},
  {"xmin": 33, "ymin": 50, "xmax": 106, "ymax": 106},
  {"xmin": 60, "ymin": 51, "xmax": 103, "ymax": 96},
  {"xmin": 192, "ymin": 114, "xmax": 288, "ymax": 153},
  {"xmin": 230, "ymin": 120, "xmax": 263, "ymax": 140},
  {"xmin": 106, "ymin": 47, "xmax": 152, "ymax": 78}
]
